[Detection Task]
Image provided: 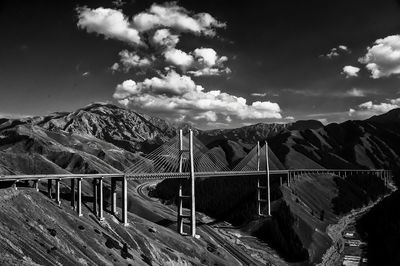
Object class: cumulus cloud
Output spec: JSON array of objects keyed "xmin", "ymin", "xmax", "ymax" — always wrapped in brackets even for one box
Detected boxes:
[
  {"xmin": 348, "ymin": 98, "xmax": 400, "ymax": 119},
  {"xmin": 359, "ymin": 35, "xmax": 400, "ymax": 79},
  {"xmin": 323, "ymin": 44, "xmax": 350, "ymax": 58},
  {"xmin": 113, "ymin": 50, "xmax": 152, "ymax": 72},
  {"xmin": 77, "ymin": 4, "xmax": 229, "ymax": 78},
  {"xmin": 162, "ymin": 47, "xmax": 230, "ymax": 76},
  {"xmin": 342, "ymin": 65, "xmax": 360, "ymax": 78},
  {"xmin": 78, "ymin": 2, "xmax": 281, "ymax": 127},
  {"xmin": 77, "ymin": 7, "xmax": 142, "ymax": 45},
  {"xmin": 193, "ymin": 111, "xmax": 218, "ymax": 122},
  {"xmin": 151, "ymin": 28, "xmax": 179, "ymax": 49},
  {"xmin": 132, "ymin": 2, "xmax": 225, "ymax": 36},
  {"xmin": 164, "ymin": 48, "xmax": 194, "ymax": 70},
  {"xmin": 113, "ymin": 70, "xmax": 282, "ymax": 121}
]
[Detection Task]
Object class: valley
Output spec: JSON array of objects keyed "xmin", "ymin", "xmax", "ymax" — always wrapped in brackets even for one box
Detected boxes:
[{"xmin": 0, "ymin": 103, "xmax": 399, "ymax": 265}]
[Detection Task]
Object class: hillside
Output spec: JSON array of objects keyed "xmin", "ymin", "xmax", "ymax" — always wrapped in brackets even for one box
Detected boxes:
[
  {"xmin": 0, "ymin": 187, "xmax": 234, "ymax": 265},
  {"xmin": 0, "ymin": 103, "xmax": 399, "ymax": 265}
]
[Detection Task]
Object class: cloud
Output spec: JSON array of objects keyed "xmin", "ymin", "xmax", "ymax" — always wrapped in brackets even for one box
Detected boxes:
[
  {"xmin": 162, "ymin": 47, "xmax": 230, "ymax": 76},
  {"xmin": 345, "ymin": 88, "xmax": 366, "ymax": 97},
  {"xmin": 164, "ymin": 48, "xmax": 194, "ymax": 70},
  {"xmin": 359, "ymin": 35, "xmax": 400, "ymax": 79},
  {"xmin": 114, "ymin": 50, "xmax": 152, "ymax": 72},
  {"xmin": 151, "ymin": 28, "xmax": 179, "ymax": 49},
  {"xmin": 338, "ymin": 45, "xmax": 349, "ymax": 52},
  {"xmin": 77, "ymin": 3, "xmax": 230, "ymax": 78},
  {"xmin": 348, "ymin": 98, "xmax": 400, "ymax": 119},
  {"xmin": 285, "ymin": 116, "xmax": 295, "ymax": 120},
  {"xmin": 132, "ymin": 2, "xmax": 225, "ymax": 36},
  {"xmin": 322, "ymin": 45, "xmax": 351, "ymax": 58},
  {"xmin": 251, "ymin": 93, "xmax": 267, "ymax": 97},
  {"xmin": 193, "ymin": 111, "xmax": 217, "ymax": 122},
  {"xmin": 112, "ymin": 0, "xmax": 125, "ymax": 7},
  {"xmin": 113, "ymin": 70, "xmax": 282, "ymax": 122},
  {"xmin": 77, "ymin": 7, "xmax": 142, "ymax": 45},
  {"xmin": 342, "ymin": 65, "xmax": 360, "ymax": 78}
]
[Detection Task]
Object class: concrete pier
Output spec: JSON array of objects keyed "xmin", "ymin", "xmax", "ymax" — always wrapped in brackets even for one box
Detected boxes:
[
  {"xmin": 56, "ymin": 179, "xmax": 61, "ymax": 206},
  {"xmin": 122, "ymin": 175, "xmax": 128, "ymax": 226},
  {"xmin": 93, "ymin": 179, "xmax": 98, "ymax": 215},
  {"xmin": 98, "ymin": 177, "xmax": 104, "ymax": 221},
  {"xmin": 71, "ymin": 179, "xmax": 75, "ymax": 209},
  {"xmin": 77, "ymin": 178, "xmax": 82, "ymax": 216},
  {"xmin": 48, "ymin": 179, "xmax": 52, "ymax": 198},
  {"xmin": 35, "ymin": 179, "xmax": 40, "ymax": 192},
  {"xmin": 111, "ymin": 178, "xmax": 117, "ymax": 215}
]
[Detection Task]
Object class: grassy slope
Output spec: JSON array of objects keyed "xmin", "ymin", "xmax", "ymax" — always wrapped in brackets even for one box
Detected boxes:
[{"xmin": 0, "ymin": 187, "xmax": 231, "ymax": 266}]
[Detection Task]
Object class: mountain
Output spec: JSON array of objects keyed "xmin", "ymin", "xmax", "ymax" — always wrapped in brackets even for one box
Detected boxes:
[
  {"xmin": 197, "ymin": 120, "xmax": 323, "ymax": 145},
  {"xmin": 367, "ymin": 108, "xmax": 400, "ymax": 124},
  {"xmin": 0, "ymin": 102, "xmax": 399, "ymax": 265}
]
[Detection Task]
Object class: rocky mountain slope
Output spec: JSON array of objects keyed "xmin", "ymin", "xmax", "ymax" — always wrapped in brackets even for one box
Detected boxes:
[{"xmin": 0, "ymin": 102, "xmax": 399, "ymax": 265}]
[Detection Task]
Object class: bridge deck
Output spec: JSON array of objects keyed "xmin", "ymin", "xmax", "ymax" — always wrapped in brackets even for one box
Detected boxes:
[{"xmin": 0, "ymin": 169, "xmax": 388, "ymax": 182}]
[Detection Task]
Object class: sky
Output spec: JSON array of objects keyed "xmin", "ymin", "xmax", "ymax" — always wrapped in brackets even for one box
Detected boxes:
[{"xmin": 1, "ymin": 0, "xmax": 400, "ymax": 129}]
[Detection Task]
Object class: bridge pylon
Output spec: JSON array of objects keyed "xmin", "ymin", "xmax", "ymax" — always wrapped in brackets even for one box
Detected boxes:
[
  {"xmin": 257, "ymin": 141, "xmax": 271, "ymax": 217},
  {"xmin": 177, "ymin": 129, "xmax": 196, "ymax": 237}
]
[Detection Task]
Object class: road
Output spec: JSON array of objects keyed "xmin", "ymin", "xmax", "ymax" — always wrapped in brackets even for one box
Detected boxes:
[{"xmin": 136, "ymin": 181, "xmax": 262, "ymax": 266}]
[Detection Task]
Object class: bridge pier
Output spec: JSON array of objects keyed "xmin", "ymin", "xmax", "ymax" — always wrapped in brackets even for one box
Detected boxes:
[
  {"xmin": 35, "ymin": 179, "xmax": 40, "ymax": 192},
  {"xmin": 71, "ymin": 179, "xmax": 76, "ymax": 209},
  {"xmin": 98, "ymin": 177, "xmax": 104, "ymax": 221},
  {"xmin": 48, "ymin": 179, "xmax": 53, "ymax": 199},
  {"xmin": 77, "ymin": 178, "xmax": 82, "ymax": 216},
  {"xmin": 111, "ymin": 178, "xmax": 117, "ymax": 215},
  {"xmin": 93, "ymin": 179, "xmax": 98, "ymax": 216},
  {"xmin": 56, "ymin": 179, "xmax": 61, "ymax": 206},
  {"xmin": 122, "ymin": 175, "xmax": 128, "ymax": 226}
]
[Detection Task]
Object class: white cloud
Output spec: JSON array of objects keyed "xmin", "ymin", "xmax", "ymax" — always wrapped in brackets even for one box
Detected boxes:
[
  {"xmin": 187, "ymin": 67, "xmax": 231, "ymax": 77},
  {"xmin": 342, "ymin": 65, "xmax": 360, "ymax": 78},
  {"xmin": 164, "ymin": 48, "xmax": 194, "ymax": 70},
  {"xmin": 132, "ymin": 2, "xmax": 225, "ymax": 36},
  {"xmin": 151, "ymin": 28, "xmax": 179, "ymax": 49},
  {"xmin": 345, "ymin": 88, "xmax": 366, "ymax": 97},
  {"xmin": 285, "ymin": 116, "xmax": 295, "ymax": 120},
  {"xmin": 326, "ymin": 48, "xmax": 339, "ymax": 58},
  {"xmin": 323, "ymin": 45, "xmax": 350, "ymax": 58},
  {"xmin": 77, "ymin": 4, "xmax": 230, "ymax": 78},
  {"xmin": 116, "ymin": 50, "xmax": 152, "ymax": 72},
  {"xmin": 251, "ymin": 93, "xmax": 267, "ymax": 97},
  {"xmin": 193, "ymin": 111, "xmax": 218, "ymax": 122},
  {"xmin": 113, "ymin": 70, "xmax": 282, "ymax": 122},
  {"xmin": 77, "ymin": 7, "xmax": 142, "ymax": 45},
  {"xmin": 348, "ymin": 98, "xmax": 400, "ymax": 119},
  {"xmin": 359, "ymin": 35, "xmax": 400, "ymax": 79}
]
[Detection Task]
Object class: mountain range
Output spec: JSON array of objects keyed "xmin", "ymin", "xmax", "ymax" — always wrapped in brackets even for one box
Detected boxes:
[{"xmin": 0, "ymin": 102, "xmax": 399, "ymax": 265}]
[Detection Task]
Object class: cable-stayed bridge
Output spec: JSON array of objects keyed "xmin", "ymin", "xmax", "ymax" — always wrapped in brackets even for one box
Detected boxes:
[{"xmin": 0, "ymin": 130, "xmax": 394, "ymax": 237}]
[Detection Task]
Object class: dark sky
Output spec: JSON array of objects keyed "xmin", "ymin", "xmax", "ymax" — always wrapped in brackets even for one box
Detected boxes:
[{"xmin": 1, "ymin": 0, "xmax": 400, "ymax": 128}]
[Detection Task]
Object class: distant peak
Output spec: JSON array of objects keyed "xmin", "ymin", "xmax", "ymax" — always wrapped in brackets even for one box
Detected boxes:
[{"xmin": 367, "ymin": 108, "xmax": 400, "ymax": 123}]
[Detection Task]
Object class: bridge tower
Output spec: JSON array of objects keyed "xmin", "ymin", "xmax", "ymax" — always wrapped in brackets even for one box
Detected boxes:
[
  {"xmin": 256, "ymin": 141, "xmax": 271, "ymax": 217},
  {"xmin": 177, "ymin": 129, "xmax": 196, "ymax": 237}
]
